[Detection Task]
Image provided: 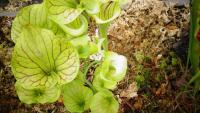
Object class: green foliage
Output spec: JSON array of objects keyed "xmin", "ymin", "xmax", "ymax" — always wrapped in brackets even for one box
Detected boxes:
[
  {"xmin": 133, "ymin": 51, "xmax": 152, "ymax": 87},
  {"xmin": 134, "ymin": 64, "xmax": 151, "ymax": 87},
  {"xmin": 11, "ymin": 3, "xmax": 65, "ymax": 43},
  {"xmin": 63, "ymin": 80, "xmax": 93, "ymax": 112},
  {"xmin": 90, "ymin": 90, "xmax": 119, "ymax": 113},
  {"xmin": 189, "ymin": 0, "xmax": 200, "ymax": 89},
  {"xmin": 70, "ymin": 35, "xmax": 98, "ymax": 58},
  {"xmin": 12, "ymin": 27, "xmax": 80, "ymax": 88},
  {"xmin": 159, "ymin": 58, "xmax": 167, "ymax": 69},
  {"xmin": 135, "ymin": 74, "xmax": 145, "ymax": 87},
  {"xmin": 11, "ymin": 0, "xmax": 127, "ymax": 112},
  {"xmin": 45, "ymin": 0, "xmax": 83, "ymax": 24},
  {"xmin": 80, "ymin": 0, "xmax": 100, "ymax": 14},
  {"xmin": 92, "ymin": 1, "xmax": 121, "ymax": 24},
  {"xmin": 189, "ymin": 0, "xmax": 200, "ymax": 72},
  {"xmin": 134, "ymin": 51, "xmax": 145, "ymax": 63},
  {"xmin": 93, "ymin": 52, "xmax": 127, "ymax": 90},
  {"xmin": 15, "ymin": 81, "xmax": 61, "ymax": 104},
  {"xmin": 52, "ymin": 14, "xmax": 88, "ymax": 37}
]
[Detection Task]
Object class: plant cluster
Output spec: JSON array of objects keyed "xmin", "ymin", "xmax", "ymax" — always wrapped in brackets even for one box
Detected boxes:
[{"xmin": 11, "ymin": 0, "xmax": 128, "ymax": 113}]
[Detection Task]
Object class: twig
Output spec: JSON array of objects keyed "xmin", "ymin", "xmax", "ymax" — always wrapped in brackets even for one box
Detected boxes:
[
  {"xmin": 174, "ymin": 90, "xmax": 193, "ymax": 112},
  {"xmin": 0, "ymin": 11, "xmax": 18, "ymax": 17},
  {"xmin": 124, "ymin": 99, "xmax": 135, "ymax": 113}
]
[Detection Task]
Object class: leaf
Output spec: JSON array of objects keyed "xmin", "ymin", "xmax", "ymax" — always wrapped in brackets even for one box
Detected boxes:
[
  {"xmin": 189, "ymin": 71, "xmax": 200, "ymax": 84},
  {"xmin": 89, "ymin": 42, "xmax": 99, "ymax": 55},
  {"xmin": 70, "ymin": 35, "xmax": 91, "ymax": 58},
  {"xmin": 15, "ymin": 81, "xmax": 61, "ymax": 104},
  {"xmin": 92, "ymin": 51, "xmax": 127, "ymax": 90},
  {"xmin": 70, "ymin": 35, "xmax": 98, "ymax": 58},
  {"xmin": 98, "ymin": 0, "xmax": 110, "ymax": 3},
  {"xmin": 94, "ymin": 37, "xmax": 105, "ymax": 52},
  {"xmin": 45, "ymin": 0, "xmax": 83, "ymax": 24},
  {"xmin": 105, "ymin": 52, "xmax": 127, "ymax": 81},
  {"xmin": 93, "ymin": 67, "xmax": 117, "ymax": 90},
  {"xmin": 189, "ymin": 0, "xmax": 200, "ymax": 90},
  {"xmin": 120, "ymin": 82, "xmax": 138, "ymax": 98},
  {"xmin": 98, "ymin": 0, "xmax": 128, "ymax": 6},
  {"xmin": 90, "ymin": 90, "xmax": 119, "ymax": 113},
  {"xmin": 63, "ymin": 80, "xmax": 93, "ymax": 113},
  {"xmin": 189, "ymin": 0, "xmax": 200, "ymax": 72},
  {"xmin": 80, "ymin": 0, "xmax": 100, "ymax": 14},
  {"xmin": 73, "ymin": 71, "xmax": 85, "ymax": 85},
  {"xmin": 92, "ymin": 1, "xmax": 121, "ymax": 24},
  {"xmin": 45, "ymin": 0, "xmax": 78, "ymax": 10},
  {"xmin": 11, "ymin": 3, "xmax": 65, "ymax": 43},
  {"xmin": 52, "ymin": 15, "xmax": 88, "ymax": 37},
  {"xmin": 11, "ymin": 27, "xmax": 79, "ymax": 88}
]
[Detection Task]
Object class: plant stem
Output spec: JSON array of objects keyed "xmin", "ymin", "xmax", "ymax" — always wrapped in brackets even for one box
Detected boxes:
[
  {"xmin": 83, "ymin": 60, "xmax": 100, "ymax": 93},
  {"xmin": 85, "ymin": 79, "xmax": 97, "ymax": 93},
  {"xmin": 83, "ymin": 60, "xmax": 99, "ymax": 76},
  {"xmin": 99, "ymin": 23, "xmax": 110, "ymax": 51}
]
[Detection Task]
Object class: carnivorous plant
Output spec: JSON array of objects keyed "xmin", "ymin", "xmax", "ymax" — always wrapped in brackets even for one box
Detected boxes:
[{"xmin": 11, "ymin": 0, "xmax": 128, "ymax": 112}]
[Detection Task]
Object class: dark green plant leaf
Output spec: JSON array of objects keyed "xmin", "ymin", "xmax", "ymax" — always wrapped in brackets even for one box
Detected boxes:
[
  {"xmin": 12, "ymin": 27, "xmax": 79, "ymax": 88},
  {"xmin": 63, "ymin": 80, "xmax": 93, "ymax": 113},
  {"xmin": 15, "ymin": 81, "xmax": 61, "ymax": 104},
  {"xmin": 90, "ymin": 90, "xmax": 119, "ymax": 113},
  {"xmin": 188, "ymin": 0, "xmax": 200, "ymax": 90},
  {"xmin": 189, "ymin": 0, "xmax": 200, "ymax": 72}
]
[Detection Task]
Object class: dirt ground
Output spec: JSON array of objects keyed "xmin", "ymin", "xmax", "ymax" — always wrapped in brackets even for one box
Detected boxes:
[{"xmin": 0, "ymin": 0, "xmax": 200, "ymax": 113}]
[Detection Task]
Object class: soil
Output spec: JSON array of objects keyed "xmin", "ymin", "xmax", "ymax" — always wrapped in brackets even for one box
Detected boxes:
[{"xmin": 0, "ymin": 0, "xmax": 200, "ymax": 113}]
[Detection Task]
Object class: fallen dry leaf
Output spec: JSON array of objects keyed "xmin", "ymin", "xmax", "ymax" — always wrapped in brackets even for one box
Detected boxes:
[
  {"xmin": 133, "ymin": 97, "xmax": 143, "ymax": 110},
  {"xmin": 120, "ymin": 82, "xmax": 138, "ymax": 98},
  {"xmin": 155, "ymin": 83, "xmax": 167, "ymax": 96}
]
